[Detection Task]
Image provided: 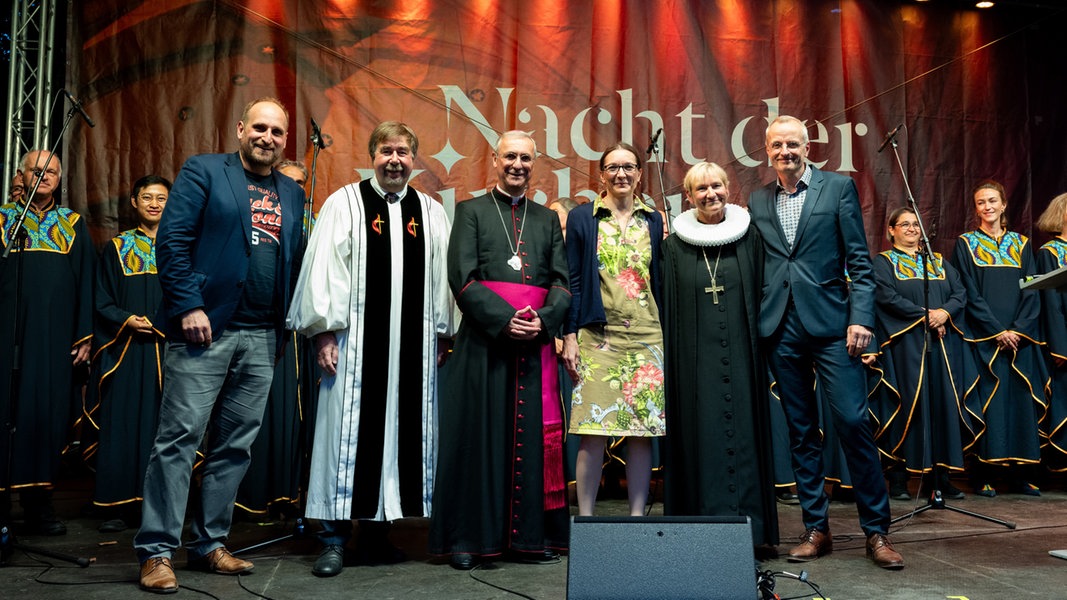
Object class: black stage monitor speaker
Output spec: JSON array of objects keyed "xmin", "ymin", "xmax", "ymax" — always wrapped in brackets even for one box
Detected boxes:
[{"xmin": 567, "ymin": 515, "xmax": 755, "ymax": 600}]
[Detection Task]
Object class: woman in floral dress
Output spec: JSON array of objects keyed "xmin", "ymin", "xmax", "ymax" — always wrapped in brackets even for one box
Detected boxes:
[{"xmin": 562, "ymin": 142, "xmax": 665, "ymax": 516}]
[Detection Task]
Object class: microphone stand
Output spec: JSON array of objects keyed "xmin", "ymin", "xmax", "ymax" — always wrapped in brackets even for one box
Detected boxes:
[
  {"xmin": 645, "ymin": 129, "xmax": 672, "ymax": 236},
  {"xmin": 303, "ymin": 119, "xmax": 327, "ymax": 251},
  {"xmin": 883, "ymin": 131, "xmax": 1013, "ymax": 529},
  {"xmin": 2, "ymin": 97, "xmax": 92, "ymax": 567},
  {"xmin": 233, "ymin": 120, "xmax": 328, "ymax": 557}
]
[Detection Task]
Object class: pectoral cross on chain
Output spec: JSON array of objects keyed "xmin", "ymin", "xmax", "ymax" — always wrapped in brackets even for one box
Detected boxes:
[
  {"xmin": 701, "ymin": 247, "xmax": 725, "ymax": 305},
  {"xmin": 704, "ymin": 280, "xmax": 725, "ymax": 304}
]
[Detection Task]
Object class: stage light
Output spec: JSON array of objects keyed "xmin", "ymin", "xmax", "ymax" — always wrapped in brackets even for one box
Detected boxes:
[{"xmin": 975, "ymin": 1, "xmax": 995, "ymax": 8}]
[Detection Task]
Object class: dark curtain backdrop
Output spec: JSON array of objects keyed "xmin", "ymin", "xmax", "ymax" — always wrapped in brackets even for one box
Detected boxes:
[{"xmin": 63, "ymin": 0, "xmax": 1067, "ymax": 257}]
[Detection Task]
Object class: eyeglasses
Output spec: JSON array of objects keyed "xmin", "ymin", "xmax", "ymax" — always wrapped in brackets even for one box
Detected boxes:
[
  {"xmin": 893, "ymin": 221, "xmax": 921, "ymax": 230},
  {"xmin": 603, "ymin": 164, "xmax": 638, "ymax": 174}
]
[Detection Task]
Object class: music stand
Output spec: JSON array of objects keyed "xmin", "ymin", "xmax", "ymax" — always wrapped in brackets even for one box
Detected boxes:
[{"xmin": 1019, "ymin": 264, "xmax": 1067, "ymax": 291}]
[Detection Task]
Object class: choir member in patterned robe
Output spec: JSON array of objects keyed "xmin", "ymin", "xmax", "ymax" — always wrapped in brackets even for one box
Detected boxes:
[
  {"xmin": 1034, "ymin": 193, "xmax": 1067, "ymax": 470},
  {"xmin": 0, "ymin": 151, "xmax": 92, "ymax": 535},
  {"xmin": 950, "ymin": 180, "xmax": 1051, "ymax": 496},
  {"xmin": 863, "ymin": 207, "xmax": 978, "ymax": 500},
  {"xmin": 89, "ymin": 175, "xmax": 170, "ymax": 532}
]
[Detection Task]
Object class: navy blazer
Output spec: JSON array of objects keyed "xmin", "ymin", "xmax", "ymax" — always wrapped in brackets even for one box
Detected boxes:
[
  {"xmin": 748, "ymin": 165, "xmax": 874, "ymax": 339},
  {"xmin": 156, "ymin": 152, "xmax": 305, "ymax": 351},
  {"xmin": 564, "ymin": 201, "xmax": 664, "ymax": 335}
]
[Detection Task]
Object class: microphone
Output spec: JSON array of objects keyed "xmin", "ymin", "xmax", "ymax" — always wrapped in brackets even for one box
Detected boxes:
[
  {"xmin": 310, "ymin": 117, "xmax": 326, "ymax": 149},
  {"xmin": 63, "ymin": 90, "xmax": 95, "ymax": 128},
  {"xmin": 646, "ymin": 128, "xmax": 663, "ymax": 155},
  {"xmin": 877, "ymin": 123, "xmax": 903, "ymax": 153}
]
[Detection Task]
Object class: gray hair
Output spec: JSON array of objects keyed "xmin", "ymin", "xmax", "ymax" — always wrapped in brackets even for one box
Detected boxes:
[{"xmin": 495, "ymin": 130, "xmax": 538, "ymax": 156}]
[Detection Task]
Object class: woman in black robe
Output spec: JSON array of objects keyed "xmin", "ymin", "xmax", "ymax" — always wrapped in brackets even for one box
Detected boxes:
[
  {"xmin": 863, "ymin": 207, "xmax": 978, "ymax": 500},
  {"xmin": 1035, "ymin": 193, "xmax": 1067, "ymax": 470},
  {"xmin": 950, "ymin": 180, "xmax": 1049, "ymax": 496},
  {"xmin": 661, "ymin": 162, "xmax": 777, "ymax": 547}
]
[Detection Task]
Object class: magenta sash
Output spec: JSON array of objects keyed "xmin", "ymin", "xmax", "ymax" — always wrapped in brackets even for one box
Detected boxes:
[{"xmin": 482, "ymin": 280, "xmax": 566, "ymax": 511}]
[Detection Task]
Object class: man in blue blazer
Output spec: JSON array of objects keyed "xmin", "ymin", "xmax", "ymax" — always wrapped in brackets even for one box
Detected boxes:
[
  {"xmin": 748, "ymin": 116, "xmax": 903, "ymax": 570},
  {"xmin": 134, "ymin": 97, "xmax": 306, "ymax": 593}
]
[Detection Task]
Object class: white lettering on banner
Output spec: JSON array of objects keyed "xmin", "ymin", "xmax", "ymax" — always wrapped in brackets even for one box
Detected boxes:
[
  {"xmin": 440, "ymin": 85, "xmax": 511, "ymax": 149},
  {"xmin": 431, "ymin": 87, "xmax": 869, "ymax": 218},
  {"xmin": 678, "ymin": 103, "xmax": 706, "ymax": 165},
  {"xmin": 569, "ymin": 107, "xmax": 605, "ymax": 160},
  {"xmin": 518, "ymin": 105, "xmax": 564, "ymax": 159}
]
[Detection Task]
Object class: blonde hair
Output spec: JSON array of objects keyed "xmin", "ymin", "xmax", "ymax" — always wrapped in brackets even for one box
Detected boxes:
[
  {"xmin": 683, "ymin": 162, "xmax": 730, "ymax": 195},
  {"xmin": 1036, "ymin": 192, "xmax": 1067, "ymax": 234}
]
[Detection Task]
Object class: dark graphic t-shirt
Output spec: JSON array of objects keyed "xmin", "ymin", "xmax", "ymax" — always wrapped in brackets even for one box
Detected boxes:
[{"xmin": 229, "ymin": 171, "xmax": 281, "ymax": 328}]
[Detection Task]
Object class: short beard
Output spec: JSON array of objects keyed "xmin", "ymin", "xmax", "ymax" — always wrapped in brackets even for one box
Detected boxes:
[{"xmin": 241, "ymin": 143, "xmax": 278, "ymax": 171}]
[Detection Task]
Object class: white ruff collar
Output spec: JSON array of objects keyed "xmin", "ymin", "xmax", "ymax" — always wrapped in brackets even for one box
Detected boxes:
[{"xmin": 673, "ymin": 204, "xmax": 750, "ymax": 247}]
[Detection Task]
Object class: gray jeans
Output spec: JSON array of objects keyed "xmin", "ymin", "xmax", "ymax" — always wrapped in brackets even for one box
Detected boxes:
[{"xmin": 134, "ymin": 328, "xmax": 276, "ymax": 562}]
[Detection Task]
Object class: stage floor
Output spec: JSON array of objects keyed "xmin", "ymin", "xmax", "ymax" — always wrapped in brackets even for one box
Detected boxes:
[{"xmin": 3, "ymin": 475, "xmax": 1067, "ymax": 599}]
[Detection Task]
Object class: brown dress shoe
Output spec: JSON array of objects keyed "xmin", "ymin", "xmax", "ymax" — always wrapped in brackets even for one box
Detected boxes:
[
  {"xmin": 866, "ymin": 533, "xmax": 904, "ymax": 569},
  {"xmin": 191, "ymin": 546, "xmax": 254, "ymax": 575},
  {"xmin": 140, "ymin": 557, "xmax": 179, "ymax": 594},
  {"xmin": 787, "ymin": 527, "xmax": 832, "ymax": 562}
]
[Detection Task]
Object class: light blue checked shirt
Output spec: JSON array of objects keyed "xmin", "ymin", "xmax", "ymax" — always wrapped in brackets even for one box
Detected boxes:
[{"xmin": 775, "ymin": 164, "xmax": 814, "ymax": 248}]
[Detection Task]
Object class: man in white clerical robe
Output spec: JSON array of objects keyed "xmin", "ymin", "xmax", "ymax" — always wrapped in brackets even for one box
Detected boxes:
[{"xmin": 286, "ymin": 121, "xmax": 456, "ymax": 576}]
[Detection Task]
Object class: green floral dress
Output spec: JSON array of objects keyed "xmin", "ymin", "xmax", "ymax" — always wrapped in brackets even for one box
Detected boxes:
[{"xmin": 569, "ymin": 202, "xmax": 665, "ymax": 437}]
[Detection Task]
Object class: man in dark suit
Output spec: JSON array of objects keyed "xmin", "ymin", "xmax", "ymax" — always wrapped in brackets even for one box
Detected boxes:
[
  {"xmin": 134, "ymin": 97, "xmax": 305, "ymax": 593},
  {"xmin": 748, "ymin": 115, "xmax": 903, "ymax": 570}
]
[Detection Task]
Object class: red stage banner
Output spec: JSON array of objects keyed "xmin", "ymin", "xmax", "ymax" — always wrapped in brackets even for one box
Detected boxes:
[{"xmin": 64, "ymin": 0, "xmax": 1066, "ymax": 256}]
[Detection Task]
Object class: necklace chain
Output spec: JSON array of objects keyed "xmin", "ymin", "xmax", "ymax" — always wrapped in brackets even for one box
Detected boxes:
[
  {"xmin": 493, "ymin": 195, "xmax": 527, "ymax": 268},
  {"xmin": 701, "ymin": 246, "xmax": 725, "ymax": 304},
  {"xmin": 493, "ymin": 196, "xmax": 527, "ymax": 256},
  {"xmin": 701, "ymin": 246, "xmax": 722, "ymax": 281}
]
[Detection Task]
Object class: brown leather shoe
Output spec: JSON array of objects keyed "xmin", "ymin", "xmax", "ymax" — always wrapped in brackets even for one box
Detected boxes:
[
  {"xmin": 140, "ymin": 557, "xmax": 178, "ymax": 594},
  {"xmin": 787, "ymin": 527, "xmax": 832, "ymax": 562},
  {"xmin": 866, "ymin": 533, "xmax": 904, "ymax": 569},
  {"xmin": 190, "ymin": 546, "xmax": 254, "ymax": 575}
]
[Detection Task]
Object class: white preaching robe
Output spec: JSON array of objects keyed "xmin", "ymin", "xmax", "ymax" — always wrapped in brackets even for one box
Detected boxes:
[{"xmin": 286, "ymin": 181, "xmax": 457, "ymax": 521}]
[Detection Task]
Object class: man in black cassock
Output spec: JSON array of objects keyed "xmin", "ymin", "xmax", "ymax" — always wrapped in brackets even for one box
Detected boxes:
[
  {"xmin": 428, "ymin": 130, "xmax": 571, "ymax": 570},
  {"xmin": 0, "ymin": 150, "xmax": 93, "ymax": 536}
]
